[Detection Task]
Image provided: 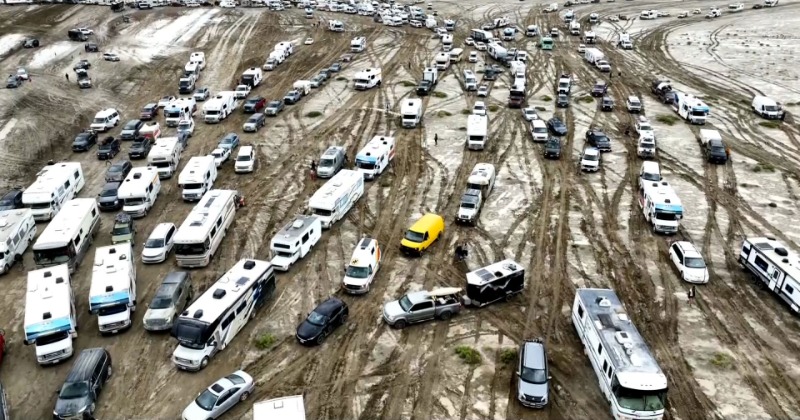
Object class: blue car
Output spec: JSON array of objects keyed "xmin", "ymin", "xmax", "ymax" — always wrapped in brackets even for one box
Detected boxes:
[{"xmin": 217, "ymin": 133, "xmax": 240, "ymax": 151}]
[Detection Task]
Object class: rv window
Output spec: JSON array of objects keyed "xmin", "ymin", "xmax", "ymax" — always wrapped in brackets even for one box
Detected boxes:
[
  {"xmin": 74, "ymin": 170, "xmax": 80, "ymax": 180},
  {"xmin": 302, "ymin": 232, "xmax": 310, "ymax": 243},
  {"xmin": 73, "ymin": 235, "xmax": 81, "ymax": 247},
  {"xmin": 577, "ymin": 304, "xmax": 585, "ymax": 318},
  {"xmin": 221, "ymin": 313, "xmax": 235, "ymax": 329},
  {"xmin": 216, "ymin": 217, "xmax": 222, "ymax": 228},
  {"xmin": 92, "ymin": 208, "xmax": 97, "ymax": 217},
  {"xmin": 786, "ymin": 285, "xmax": 795, "ymax": 294},
  {"xmin": 236, "ymin": 301, "xmax": 248, "ymax": 315},
  {"xmin": 64, "ymin": 180, "xmax": 71, "ymax": 189},
  {"xmin": 772, "ymin": 269, "xmax": 781, "ymax": 280},
  {"xmin": 14, "ymin": 230, "xmax": 22, "ymax": 243},
  {"xmin": 754, "ymin": 255, "xmax": 769, "ymax": 272},
  {"xmin": 607, "ymin": 366, "xmax": 613, "ymax": 379},
  {"xmin": 210, "ymin": 227, "xmax": 218, "ymax": 238},
  {"xmin": 597, "ymin": 343, "xmax": 603, "ymax": 355},
  {"xmin": 6, "ymin": 238, "xmax": 12, "ymax": 247},
  {"xmin": 602, "ymin": 360, "xmax": 608, "ymax": 372}
]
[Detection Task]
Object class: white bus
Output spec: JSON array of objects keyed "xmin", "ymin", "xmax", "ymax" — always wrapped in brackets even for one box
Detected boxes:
[
  {"xmin": 89, "ymin": 243, "xmax": 137, "ymax": 334},
  {"xmin": 32, "ymin": 198, "xmax": 100, "ymax": 273},
  {"xmin": 171, "ymin": 258, "xmax": 276, "ymax": 371},
  {"xmin": 174, "ymin": 189, "xmax": 237, "ymax": 268},
  {"xmin": 572, "ymin": 288, "xmax": 667, "ymax": 420},
  {"xmin": 22, "ymin": 162, "xmax": 85, "ymax": 221},
  {"xmin": 23, "ymin": 264, "xmax": 77, "ymax": 365},
  {"xmin": 0, "ymin": 209, "xmax": 36, "ymax": 274},
  {"xmin": 308, "ymin": 170, "xmax": 364, "ymax": 229}
]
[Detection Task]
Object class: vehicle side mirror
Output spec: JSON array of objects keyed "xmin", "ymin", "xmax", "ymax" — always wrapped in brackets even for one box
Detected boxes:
[
  {"xmin": 209, "ymin": 341, "xmax": 217, "ymax": 347},
  {"xmin": 515, "ymin": 371, "xmax": 521, "ymax": 376}
]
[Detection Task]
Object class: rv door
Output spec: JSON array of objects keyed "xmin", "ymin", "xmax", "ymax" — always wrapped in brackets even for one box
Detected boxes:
[{"xmin": 767, "ymin": 265, "xmax": 781, "ymax": 289}]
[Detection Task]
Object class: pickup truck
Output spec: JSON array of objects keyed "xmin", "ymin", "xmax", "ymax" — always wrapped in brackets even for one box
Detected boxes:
[
  {"xmin": 416, "ymin": 79, "xmax": 433, "ymax": 96},
  {"xmin": 456, "ymin": 189, "xmax": 482, "ymax": 225},
  {"xmin": 382, "ymin": 287, "xmax": 463, "ymax": 328},
  {"xmin": 651, "ymin": 79, "xmax": 674, "ymax": 104}
]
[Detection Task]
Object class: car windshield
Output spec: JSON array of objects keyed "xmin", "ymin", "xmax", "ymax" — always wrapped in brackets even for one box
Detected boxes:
[
  {"xmin": 521, "ymin": 367, "xmax": 548, "ymax": 384},
  {"xmin": 93, "ymin": 117, "xmax": 106, "ymax": 124},
  {"xmin": 59, "ymin": 382, "xmax": 89, "ymax": 399},
  {"xmin": 584, "ymin": 153, "xmax": 599, "ymax": 161},
  {"xmin": 268, "ymin": 102, "xmax": 281, "ymax": 108},
  {"xmin": 145, "ymin": 238, "xmax": 164, "ymax": 248},
  {"xmin": 398, "ymin": 296, "xmax": 413, "ymax": 312},
  {"xmin": 112, "ymin": 224, "xmax": 131, "ymax": 235},
  {"xmin": 320, "ymin": 158, "xmax": 335, "ymax": 167},
  {"xmin": 534, "ymin": 127, "xmax": 547, "ymax": 133},
  {"xmin": 547, "ymin": 140, "xmax": 559, "ymax": 148},
  {"xmin": 124, "ymin": 197, "xmax": 145, "ymax": 206},
  {"xmin": 247, "ymin": 99, "xmax": 259, "ymax": 105},
  {"xmin": 222, "ymin": 136, "xmax": 235, "ymax": 144},
  {"xmin": 615, "ymin": 387, "xmax": 666, "ymax": 411},
  {"xmin": 99, "ymin": 304, "xmax": 128, "ymax": 316},
  {"xmin": 307, "ymin": 311, "xmax": 328, "ymax": 326},
  {"xmin": 150, "ymin": 295, "xmax": 173, "ymax": 309},
  {"xmin": 274, "ymin": 251, "xmax": 294, "ymax": 258},
  {"xmin": 404, "ymin": 230, "xmax": 424, "ymax": 243},
  {"xmin": 212, "ymin": 151, "xmax": 223, "ymax": 158},
  {"xmin": 684, "ymin": 257, "xmax": 706, "ymax": 268},
  {"xmin": 0, "ymin": 197, "xmax": 13, "ymax": 206},
  {"xmin": 124, "ymin": 121, "xmax": 138, "ymax": 130},
  {"xmin": 100, "ymin": 188, "xmax": 117, "ymax": 197},
  {"xmin": 346, "ymin": 265, "xmax": 370, "ymax": 279},
  {"xmin": 195, "ymin": 390, "xmax": 218, "ymax": 411},
  {"xmin": 108, "ymin": 166, "xmax": 123, "ymax": 174},
  {"xmin": 236, "ymin": 155, "xmax": 251, "ymax": 162}
]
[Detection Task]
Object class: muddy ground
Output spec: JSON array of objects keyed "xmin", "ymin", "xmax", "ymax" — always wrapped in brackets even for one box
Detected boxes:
[{"xmin": 1, "ymin": 0, "xmax": 800, "ymax": 419}]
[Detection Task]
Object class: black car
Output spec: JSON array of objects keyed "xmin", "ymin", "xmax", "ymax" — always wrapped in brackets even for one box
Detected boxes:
[
  {"xmin": 243, "ymin": 96, "xmax": 266, "ymax": 113},
  {"xmin": 543, "ymin": 137, "xmax": 561, "ymax": 159},
  {"xmin": 705, "ymin": 139, "xmax": 728, "ymax": 164},
  {"xmin": 84, "ymin": 42, "xmax": 99, "ymax": 52},
  {"xmin": 416, "ymin": 80, "xmax": 433, "ymax": 96},
  {"xmin": 73, "ymin": 60, "xmax": 90, "ymax": 71},
  {"xmin": 484, "ymin": 69, "xmax": 499, "ymax": 81},
  {"xmin": 0, "ymin": 189, "xmax": 23, "ymax": 211},
  {"xmin": 547, "ymin": 117, "xmax": 568, "ymax": 136},
  {"xmin": 296, "ymin": 297, "xmax": 349, "ymax": 346},
  {"xmin": 96, "ymin": 181, "xmax": 122, "ymax": 211},
  {"xmin": 120, "ymin": 119, "xmax": 144, "ymax": 140},
  {"xmin": 53, "ymin": 348, "xmax": 111, "ymax": 420},
  {"xmin": 72, "ymin": 131, "xmax": 98, "ymax": 152},
  {"xmin": 318, "ymin": 69, "xmax": 332, "ymax": 80},
  {"xmin": 556, "ymin": 94, "xmax": 569, "ymax": 108},
  {"xmin": 591, "ymin": 81, "xmax": 608, "ymax": 97},
  {"xmin": 97, "ymin": 136, "xmax": 121, "ymax": 160},
  {"xmin": 586, "ymin": 129, "xmax": 612, "ymax": 152},
  {"xmin": 129, "ymin": 137, "xmax": 152, "ymax": 159},
  {"xmin": 23, "ymin": 38, "xmax": 40, "ymax": 48},
  {"xmin": 176, "ymin": 131, "xmax": 190, "ymax": 149},
  {"xmin": 105, "ymin": 160, "xmax": 132, "ymax": 182}
]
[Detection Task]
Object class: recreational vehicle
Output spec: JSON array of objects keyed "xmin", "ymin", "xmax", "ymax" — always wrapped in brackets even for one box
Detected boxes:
[
  {"xmin": 179, "ymin": 156, "xmax": 218, "ymax": 201},
  {"xmin": 23, "ymin": 162, "xmax": 85, "ymax": 221},
  {"xmin": 240, "ymin": 67, "xmax": 263, "ymax": 87},
  {"xmin": 355, "ymin": 136, "xmax": 396, "ymax": 180},
  {"xmin": 572, "ymin": 289, "xmax": 667, "ymax": 420},
  {"xmin": 442, "ymin": 34, "xmax": 454, "ymax": 51},
  {"xmin": 24, "ymin": 264, "xmax": 77, "ymax": 365},
  {"xmin": 329, "ymin": 19, "xmax": 345, "ymax": 31},
  {"xmin": 739, "ymin": 237, "xmax": 800, "ymax": 313},
  {"xmin": 470, "ymin": 28, "xmax": 494, "ymax": 43},
  {"xmin": 449, "ymin": 48, "xmax": 464, "ymax": 63},
  {"xmin": 463, "ymin": 69, "xmax": 477, "ymax": 91},
  {"xmin": 351, "ymin": 36, "xmax": 367, "ymax": 52},
  {"xmin": 401, "ymin": 99, "xmax": 423, "ymax": 128},
  {"xmin": 172, "ymin": 259, "xmax": 276, "ymax": 371},
  {"xmin": 342, "ymin": 237, "xmax": 382, "ymax": 294},
  {"xmin": 203, "ymin": 91, "xmax": 237, "ymax": 123},
  {"xmin": 269, "ymin": 215, "xmax": 322, "ymax": 271},
  {"xmin": 164, "ymin": 98, "xmax": 196, "ymax": 127},
  {"xmin": 466, "ymin": 114, "xmax": 489, "ymax": 150},
  {"xmin": 32, "ymin": 199, "xmax": 100, "ymax": 273},
  {"xmin": 672, "ymin": 91, "xmax": 709, "ymax": 124},
  {"xmin": 466, "ymin": 162, "xmax": 496, "ymax": 195},
  {"xmin": 308, "ymin": 170, "xmax": 365, "ymax": 229},
  {"xmin": 89, "ymin": 243, "xmax": 136, "ymax": 334},
  {"xmin": 354, "ymin": 68, "xmax": 382, "ymax": 90},
  {"xmin": 434, "ymin": 52, "xmax": 450, "ymax": 70},
  {"xmin": 147, "ymin": 137, "xmax": 183, "ymax": 179},
  {"xmin": 0, "ymin": 209, "xmax": 36, "ymax": 274},
  {"xmin": 462, "ymin": 259, "xmax": 525, "ymax": 307},
  {"xmin": 174, "ymin": 190, "xmax": 238, "ymax": 268},
  {"xmin": 117, "ymin": 167, "xmax": 161, "ymax": 218},
  {"xmin": 639, "ymin": 180, "xmax": 683, "ymax": 234}
]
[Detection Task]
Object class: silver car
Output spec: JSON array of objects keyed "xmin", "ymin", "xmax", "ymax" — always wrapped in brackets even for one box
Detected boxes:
[
  {"xmin": 517, "ymin": 338, "xmax": 550, "ymax": 408},
  {"xmin": 182, "ymin": 371, "xmax": 255, "ymax": 420},
  {"xmin": 143, "ymin": 271, "xmax": 193, "ymax": 331}
]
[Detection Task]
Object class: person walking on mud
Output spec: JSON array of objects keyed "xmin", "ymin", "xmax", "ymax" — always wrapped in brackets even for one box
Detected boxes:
[
  {"xmin": 687, "ymin": 285, "xmax": 697, "ymax": 305},
  {"xmin": 309, "ymin": 159, "xmax": 317, "ymax": 180},
  {"xmin": 434, "ymin": 133, "xmax": 438, "ymax": 145},
  {"xmin": 65, "ymin": 73, "xmax": 69, "ymax": 82}
]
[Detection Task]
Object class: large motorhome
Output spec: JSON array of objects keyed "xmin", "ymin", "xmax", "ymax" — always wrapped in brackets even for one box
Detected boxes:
[
  {"xmin": 172, "ymin": 258, "xmax": 276, "ymax": 371},
  {"xmin": 739, "ymin": 237, "xmax": 800, "ymax": 313},
  {"xmin": 164, "ymin": 98, "xmax": 196, "ymax": 127},
  {"xmin": 329, "ymin": 19, "xmax": 345, "ymax": 31},
  {"xmin": 639, "ymin": 180, "xmax": 683, "ymax": 234},
  {"xmin": 466, "ymin": 163, "xmax": 496, "ymax": 195},
  {"xmin": 23, "ymin": 264, "xmax": 77, "ymax": 365},
  {"xmin": 434, "ymin": 52, "xmax": 450, "ymax": 70},
  {"xmin": 178, "ymin": 155, "xmax": 218, "ymax": 201},
  {"xmin": 203, "ymin": 91, "xmax": 237, "ymax": 123},
  {"xmin": 470, "ymin": 28, "xmax": 494, "ymax": 43},
  {"xmin": 672, "ymin": 91, "xmax": 709, "ymax": 124},
  {"xmin": 22, "ymin": 162, "xmax": 85, "ymax": 221},
  {"xmin": 355, "ymin": 135, "xmax": 396, "ymax": 180},
  {"xmin": 0, "ymin": 209, "xmax": 36, "ymax": 274},
  {"xmin": 270, "ymin": 215, "xmax": 322, "ymax": 271},
  {"xmin": 462, "ymin": 259, "xmax": 525, "ymax": 307},
  {"xmin": 147, "ymin": 137, "xmax": 183, "ymax": 179},
  {"xmin": 117, "ymin": 167, "xmax": 161, "ymax": 218},
  {"xmin": 466, "ymin": 114, "xmax": 489, "ymax": 150},
  {"xmin": 32, "ymin": 199, "xmax": 100, "ymax": 273},
  {"xmin": 401, "ymin": 99, "xmax": 423, "ymax": 128},
  {"xmin": 174, "ymin": 189, "xmax": 238, "ymax": 268},
  {"xmin": 351, "ymin": 36, "xmax": 367, "ymax": 52},
  {"xmin": 354, "ymin": 68, "xmax": 382, "ymax": 90},
  {"xmin": 308, "ymin": 169, "xmax": 364, "ymax": 229},
  {"xmin": 572, "ymin": 288, "xmax": 667, "ymax": 420},
  {"xmin": 89, "ymin": 243, "xmax": 136, "ymax": 334}
]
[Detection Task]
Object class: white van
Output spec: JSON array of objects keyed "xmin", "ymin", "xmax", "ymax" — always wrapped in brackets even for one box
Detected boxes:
[
  {"xmin": 342, "ymin": 237, "xmax": 381, "ymax": 294},
  {"xmin": 308, "ymin": 169, "xmax": 364, "ymax": 228},
  {"xmin": 464, "ymin": 69, "xmax": 477, "ymax": 91},
  {"xmin": 234, "ymin": 145, "xmax": 256, "ymax": 173},
  {"xmin": 189, "ymin": 51, "xmax": 206, "ymax": 70},
  {"xmin": 179, "ymin": 156, "xmax": 218, "ymax": 201},
  {"xmin": 530, "ymin": 119, "xmax": 548, "ymax": 142},
  {"xmin": 355, "ymin": 136, "xmax": 395, "ymax": 180},
  {"xmin": 0, "ymin": 209, "xmax": 36, "ymax": 274},
  {"xmin": 639, "ymin": 161, "xmax": 662, "ymax": 187},
  {"xmin": 270, "ymin": 215, "xmax": 322, "ymax": 271},
  {"xmin": 401, "ymin": 99, "xmax": 423, "ymax": 128},
  {"xmin": 118, "ymin": 167, "xmax": 161, "ymax": 218},
  {"xmin": 351, "ymin": 36, "xmax": 367, "ymax": 52},
  {"xmin": 90, "ymin": 108, "xmax": 121, "ymax": 132},
  {"xmin": 89, "ymin": 243, "xmax": 136, "ymax": 334}
]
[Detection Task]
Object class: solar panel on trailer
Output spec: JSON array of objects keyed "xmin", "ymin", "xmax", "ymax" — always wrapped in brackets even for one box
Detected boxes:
[
  {"xmin": 754, "ymin": 242, "xmax": 774, "ymax": 250},
  {"xmin": 476, "ymin": 269, "xmax": 495, "ymax": 283},
  {"xmin": 236, "ymin": 277, "xmax": 249, "ymax": 286},
  {"xmin": 204, "ymin": 197, "xmax": 216, "ymax": 208},
  {"xmin": 598, "ymin": 313, "xmax": 615, "ymax": 329}
]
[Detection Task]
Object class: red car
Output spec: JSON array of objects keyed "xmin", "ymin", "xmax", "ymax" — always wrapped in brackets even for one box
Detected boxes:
[{"xmin": 243, "ymin": 96, "xmax": 266, "ymax": 113}]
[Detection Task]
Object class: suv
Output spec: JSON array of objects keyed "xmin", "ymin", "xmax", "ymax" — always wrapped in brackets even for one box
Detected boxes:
[
  {"xmin": 704, "ymin": 139, "xmax": 728, "ymax": 164},
  {"xmin": 72, "ymin": 131, "xmax": 98, "ymax": 152},
  {"xmin": 140, "ymin": 103, "xmax": 158, "ymax": 120},
  {"xmin": 265, "ymin": 100, "xmax": 284, "ymax": 116},
  {"xmin": 543, "ymin": 137, "xmax": 561, "ymax": 159},
  {"xmin": 243, "ymin": 113, "xmax": 266, "ymax": 132},
  {"xmin": 580, "ymin": 147, "xmax": 601, "ymax": 172},
  {"xmin": 120, "ymin": 119, "xmax": 144, "ymax": 140},
  {"xmin": 585, "ymin": 129, "xmax": 612, "ymax": 152},
  {"xmin": 516, "ymin": 338, "xmax": 550, "ymax": 408},
  {"xmin": 53, "ymin": 348, "xmax": 112, "ymax": 420},
  {"xmin": 0, "ymin": 189, "xmax": 23, "ymax": 211},
  {"xmin": 283, "ymin": 89, "xmax": 302, "ymax": 104},
  {"xmin": 128, "ymin": 137, "xmax": 152, "ymax": 159},
  {"xmin": 96, "ymin": 181, "xmax": 122, "ymax": 211},
  {"xmin": 105, "ymin": 160, "xmax": 132, "ymax": 182},
  {"xmin": 591, "ymin": 80, "xmax": 609, "ymax": 97},
  {"xmin": 96, "ymin": 136, "xmax": 121, "ymax": 160},
  {"xmin": 143, "ymin": 271, "xmax": 193, "ymax": 331},
  {"xmin": 556, "ymin": 93, "xmax": 569, "ymax": 108},
  {"xmin": 111, "ymin": 212, "xmax": 135, "ymax": 245},
  {"xmin": 600, "ymin": 95, "xmax": 614, "ymax": 111},
  {"xmin": 669, "ymin": 241, "xmax": 709, "ymax": 284}
]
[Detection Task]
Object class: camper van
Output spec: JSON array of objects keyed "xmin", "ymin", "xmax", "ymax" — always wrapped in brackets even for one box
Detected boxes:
[
  {"xmin": 354, "ymin": 68, "xmax": 382, "ymax": 90},
  {"xmin": 164, "ymin": 98, "xmax": 196, "ymax": 127},
  {"xmin": 89, "ymin": 243, "xmax": 136, "ymax": 334},
  {"xmin": 179, "ymin": 156, "xmax": 218, "ymax": 201},
  {"xmin": 639, "ymin": 180, "xmax": 683, "ymax": 234},
  {"xmin": 752, "ymin": 96, "xmax": 785, "ymax": 120},
  {"xmin": 466, "ymin": 114, "xmax": 489, "ymax": 150},
  {"xmin": 240, "ymin": 67, "xmax": 263, "ymax": 87},
  {"xmin": 466, "ymin": 163, "xmax": 496, "ymax": 196},
  {"xmin": 23, "ymin": 162, "xmax": 85, "ymax": 221},
  {"xmin": 33, "ymin": 199, "xmax": 100, "ymax": 273},
  {"xmin": 172, "ymin": 259, "xmax": 276, "ymax": 371},
  {"xmin": 462, "ymin": 259, "xmax": 525, "ymax": 307},
  {"xmin": 147, "ymin": 137, "xmax": 183, "ymax": 179},
  {"xmin": 203, "ymin": 91, "xmax": 237, "ymax": 123},
  {"xmin": 316, "ymin": 146, "xmax": 347, "ymax": 178},
  {"xmin": 572, "ymin": 288, "xmax": 668, "ymax": 420},
  {"xmin": 449, "ymin": 48, "xmax": 464, "ymax": 63},
  {"xmin": 401, "ymin": 99, "xmax": 423, "ymax": 128},
  {"xmin": 463, "ymin": 69, "xmax": 478, "ymax": 91},
  {"xmin": 189, "ymin": 52, "xmax": 206, "ymax": 70},
  {"xmin": 355, "ymin": 136, "xmax": 396, "ymax": 180},
  {"xmin": 434, "ymin": 52, "xmax": 450, "ymax": 70},
  {"xmin": 329, "ymin": 19, "xmax": 345, "ymax": 31},
  {"xmin": 184, "ymin": 61, "xmax": 201, "ymax": 79},
  {"xmin": 174, "ymin": 190, "xmax": 238, "ymax": 268},
  {"xmin": 351, "ymin": 36, "xmax": 367, "ymax": 52},
  {"xmin": 618, "ymin": 33, "xmax": 633, "ymax": 49},
  {"xmin": 0, "ymin": 209, "xmax": 36, "ymax": 274},
  {"xmin": 739, "ymin": 237, "xmax": 800, "ymax": 313},
  {"xmin": 270, "ymin": 215, "xmax": 322, "ymax": 271},
  {"xmin": 442, "ymin": 34, "xmax": 454, "ymax": 51},
  {"xmin": 117, "ymin": 168, "xmax": 160, "ymax": 218},
  {"xmin": 342, "ymin": 237, "xmax": 382, "ymax": 294},
  {"xmin": 24, "ymin": 264, "xmax": 77, "ymax": 365},
  {"xmin": 308, "ymin": 169, "xmax": 364, "ymax": 229},
  {"xmin": 672, "ymin": 91, "xmax": 709, "ymax": 124}
]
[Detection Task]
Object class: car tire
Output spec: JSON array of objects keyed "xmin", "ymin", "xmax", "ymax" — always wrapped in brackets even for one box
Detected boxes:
[
  {"xmin": 316, "ymin": 331, "xmax": 327, "ymax": 345},
  {"xmin": 341, "ymin": 312, "xmax": 349, "ymax": 324},
  {"xmin": 240, "ymin": 391, "xmax": 250, "ymax": 402},
  {"xmin": 439, "ymin": 311, "xmax": 452, "ymax": 320},
  {"xmin": 200, "ymin": 357, "xmax": 209, "ymax": 369},
  {"xmin": 394, "ymin": 319, "xmax": 407, "ymax": 329},
  {"xmin": 107, "ymin": 364, "xmax": 113, "ymax": 379}
]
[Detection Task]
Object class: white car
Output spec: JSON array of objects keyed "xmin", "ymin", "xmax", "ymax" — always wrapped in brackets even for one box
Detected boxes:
[
  {"xmin": 177, "ymin": 118, "xmax": 195, "ymax": 137},
  {"xmin": 77, "ymin": 27, "xmax": 94, "ymax": 35},
  {"xmin": 577, "ymin": 43, "xmax": 586, "ymax": 53},
  {"xmin": 658, "ymin": 11, "xmax": 670, "ymax": 16},
  {"xmin": 472, "ymin": 101, "xmax": 487, "ymax": 116},
  {"xmin": 580, "ymin": 147, "xmax": 601, "ymax": 172},
  {"xmin": 158, "ymin": 95, "xmax": 176, "ymax": 108},
  {"xmin": 210, "ymin": 148, "xmax": 231, "ymax": 167},
  {"xmin": 103, "ymin": 52, "xmax": 120, "ymax": 62},
  {"xmin": 476, "ymin": 85, "xmax": 489, "ymax": 97},
  {"xmin": 304, "ymin": 37, "xmax": 314, "ymax": 45},
  {"xmin": 465, "ymin": 37, "xmax": 475, "ymax": 46},
  {"xmin": 468, "ymin": 51, "xmax": 478, "ymax": 63},
  {"xmin": 609, "ymin": 15, "xmax": 619, "ymax": 21},
  {"xmin": 142, "ymin": 222, "xmax": 176, "ymax": 264},
  {"xmin": 475, "ymin": 42, "xmax": 487, "ymax": 51},
  {"xmin": 234, "ymin": 84, "xmax": 250, "ymax": 99},
  {"xmin": 522, "ymin": 107, "xmax": 538, "ymax": 121},
  {"xmin": 219, "ymin": 0, "xmax": 236, "ymax": 7},
  {"xmin": 16, "ymin": 67, "xmax": 28, "ymax": 80},
  {"xmin": 182, "ymin": 371, "xmax": 255, "ymax": 420},
  {"xmin": 669, "ymin": 241, "xmax": 710, "ymax": 284},
  {"xmin": 692, "ymin": 8, "xmax": 701, "ymax": 14}
]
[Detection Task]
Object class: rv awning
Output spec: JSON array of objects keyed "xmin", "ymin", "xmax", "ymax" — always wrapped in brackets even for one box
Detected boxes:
[{"xmin": 654, "ymin": 204, "xmax": 683, "ymax": 214}]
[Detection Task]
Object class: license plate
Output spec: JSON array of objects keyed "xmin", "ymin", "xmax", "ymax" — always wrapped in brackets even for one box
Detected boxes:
[{"xmin": 111, "ymin": 329, "xmax": 118, "ymax": 334}]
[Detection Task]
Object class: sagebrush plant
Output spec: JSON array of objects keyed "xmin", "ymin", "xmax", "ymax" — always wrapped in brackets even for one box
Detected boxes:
[
  {"xmin": 254, "ymin": 333, "xmax": 276, "ymax": 350},
  {"xmin": 455, "ymin": 345, "xmax": 482, "ymax": 365}
]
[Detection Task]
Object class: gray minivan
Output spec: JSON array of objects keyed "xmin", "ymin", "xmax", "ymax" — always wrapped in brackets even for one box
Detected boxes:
[
  {"xmin": 316, "ymin": 146, "xmax": 346, "ymax": 178},
  {"xmin": 53, "ymin": 348, "xmax": 112, "ymax": 420},
  {"xmin": 143, "ymin": 272, "xmax": 193, "ymax": 332},
  {"xmin": 516, "ymin": 338, "xmax": 550, "ymax": 408}
]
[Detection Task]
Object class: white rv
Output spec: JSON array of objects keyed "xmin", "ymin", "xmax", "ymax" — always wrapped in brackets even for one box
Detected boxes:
[
  {"xmin": 174, "ymin": 189, "xmax": 238, "ymax": 268},
  {"xmin": 449, "ymin": 48, "xmax": 463, "ymax": 63},
  {"xmin": 184, "ymin": 61, "xmax": 201, "ymax": 78},
  {"xmin": 584, "ymin": 48, "xmax": 605, "ymax": 65},
  {"xmin": 739, "ymin": 237, "xmax": 800, "ymax": 313},
  {"xmin": 442, "ymin": 34, "xmax": 454, "ymax": 51},
  {"xmin": 355, "ymin": 136, "xmax": 396, "ymax": 180},
  {"xmin": 487, "ymin": 43, "xmax": 508, "ymax": 62},
  {"xmin": 0, "ymin": 209, "xmax": 36, "ymax": 274},
  {"xmin": 179, "ymin": 156, "xmax": 218, "ymax": 201},
  {"xmin": 329, "ymin": 19, "xmax": 345, "ymax": 31},
  {"xmin": 172, "ymin": 258, "xmax": 276, "ymax": 371},
  {"xmin": 401, "ymin": 99, "xmax": 423, "ymax": 128},
  {"xmin": 342, "ymin": 237, "xmax": 382, "ymax": 294},
  {"xmin": 203, "ymin": 91, "xmax": 237, "ymax": 123},
  {"xmin": 434, "ymin": 52, "xmax": 450, "ymax": 70},
  {"xmin": 240, "ymin": 67, "xmax": 263, "ymax": 87},
  {"xmin": 23, "ymin": 162, "xmax": 85, "ymax": 221},
  {"xmin": 308, "ymin": 169, "xmax": 364, "ymax": 229},
  {"xmin": 354, "ymin": 68, "xmax": 382, "ymax": 90},
  {"xmin": 270, "ymin": 215, "xmax": 322, "ymax": 271},
  {"xmin": 275, "ymin": 41, "xmax": 294, "ymax": 57},
  {"xmin": 639, "ymin": 180, "xmax": 684, "ymax": 234},
  {"xmin": 466, "ymin": 114, "xmax": 489, "ymax": 150},
  {"xmin": 23, "ymin": 264, "xmax": 77, "ymax": 365},
  {"xmin": 32, "ymin": 199, "xmax": 100, "ymax": 273},
  {"xmin": 147, "ymin": 137, "xmax": 183, "ymax": 179},
  {"xmin": 89, "ymin": 243, "xmax": 136, "ymax": 334},
  {"xmin": 466, "ymin": 162, "xmax": 496, "ymax": 195},
  {"xmin": 572, "ymin": 289, "xmax": 668, "ymax": 420},
  {"xmin": 464, "ymin": 69, "xmax": 477, "ymax": 91},
  {"xmin": 164, "ymin": 98, "xmax": 197, "ymax": 127},
  {"xmin": 351, "ymin": 36, "xmax": 367, "ymax": 52},
  {"xmin": 672, "ymin": 91, "xmax": 709, "ymax": 125},
  {"xmin": 618, "ymin": 33, "xmax": 633, "ymax": 49},
  {"xmin": 569, "ymin": 21, "xmax": 580, "ymax": 35},
  {"xmin": 118, "ymin": 167, "xmax": 161, "ymax": 218},
  {"xmin": 189, "ymin": 52, "xmax": 206, "ymax": 69}
]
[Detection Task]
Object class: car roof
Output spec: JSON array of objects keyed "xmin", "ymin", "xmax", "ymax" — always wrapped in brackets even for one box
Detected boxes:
[
  {"xmin": 102, "ymin": 181, "xmax": 120, "ymax": 190},
  {"xmin": 584, "ymin": 147, "xmax": 599, "ymax": 155},
  {"xmin": 675, "ymin": 241, "xmax": 702, "ymax": 257},
  {"xmin": 522, "ymin": 341, "xmax": 546, "ymax": 368},
  {"xmin": 314, "ymin": 297, "xmax": 344, "ymax": 315},
  {"xmin": 110, "ymin": 160, "xmax": 130, "ymax": 168},
  {"xmin": 250, "ymin": 113, "xmax": 265, "ymax": 118},
  {"xmin": 150, "ymin": 222, "xmax": 175, "ymax": 238},
  {"xmin": 162, "ymin": 271, "xmax": 189, "ymax": 286}
]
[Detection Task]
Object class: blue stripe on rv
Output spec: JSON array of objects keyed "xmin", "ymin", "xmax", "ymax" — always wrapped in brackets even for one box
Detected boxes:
[
  {"xmin": 25, "ymin": 316, "xmax": 72, "ymax": 341},
  {"xmin": 655, "ymin": 204, "xmax": 683, "ymax": 214},
  {"xmin": 89, "ymin": 291, "xmax": 131, "ymax": 310}
]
